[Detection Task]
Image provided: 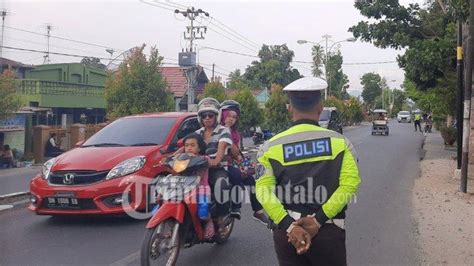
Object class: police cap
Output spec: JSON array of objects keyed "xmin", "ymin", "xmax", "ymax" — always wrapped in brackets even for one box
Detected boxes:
[{"xmin": 283, "ymin": 77, "xmax": 327, "ymax": 92}]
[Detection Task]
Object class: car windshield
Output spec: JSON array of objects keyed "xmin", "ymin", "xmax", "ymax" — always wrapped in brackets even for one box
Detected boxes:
[
  {"xmin": 320, "ymin": 110, "xmax": 331, "ymax": 121},
  {"xmin": 83, "ymin": 117, "xmax": 176, "ymax": 147},
  {"xmin": 399, "ymin": 111, "xmax": 410, "ymax": 115}
]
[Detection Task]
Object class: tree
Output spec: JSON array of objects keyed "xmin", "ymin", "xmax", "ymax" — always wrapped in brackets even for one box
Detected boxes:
[
  {"xmin": 232, "ymin": 85, "xmax": 263, "ymax": 132},
  {"xmin": 360, "ymin": 73, "xmax": 385, "ymax": 108},
  {"xmin": 105, "ymin": 45, "xmax": 175, "ymax": 119},
  {"xmin": 349, "ymin": 0, "xmax": 467, "ymax": 117},
  {"xmin": 0, "ymin": 69, "xmax": 23, "ymax": 120},
  {"xmin": 81, "ymin": 57, "xmax": 106, "ymax": 70},
  {"xmin": 323, "ymin": 96, "xmax": 364, "ymax": 126},
  {"xmin": 203, "ymin": 81, "xmax": 226, "ymax": 102},
  {"xmin": 264, "ymin": 84, "xmax": 290, "ymax": 133},
  {"xmin": 244, "ymin": 44, "xmax": 302, "ymax": 88},
  {"xmin": 311, "ymin": 46, "xmax": 350, "ymax": 98}
]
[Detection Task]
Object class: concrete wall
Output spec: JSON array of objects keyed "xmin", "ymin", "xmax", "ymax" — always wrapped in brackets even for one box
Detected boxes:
[{"xmin": 2, "ymin": 131, "xmax": 25, "ymax": 154}]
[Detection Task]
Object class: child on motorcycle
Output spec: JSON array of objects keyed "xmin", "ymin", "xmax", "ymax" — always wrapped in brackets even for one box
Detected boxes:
[
  {"xmin": 220, "ymin": 100, "xmax": 269, "ymax": 225},
  {"xmin": 183, "ymin": 133, "xmax": 215, "ymax": 240}
]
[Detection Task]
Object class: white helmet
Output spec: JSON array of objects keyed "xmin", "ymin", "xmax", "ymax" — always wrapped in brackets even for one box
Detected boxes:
[
  {"xmin": 283, "ymin": 77, "xmax": 327, "ymax": 92},
  {"xmin": 219, "ymin": 99, "xmax": 241, "ymax": 123},
  {"xmin": 197, "ymin": 97, "xmax": 220, "ymax": 125}
]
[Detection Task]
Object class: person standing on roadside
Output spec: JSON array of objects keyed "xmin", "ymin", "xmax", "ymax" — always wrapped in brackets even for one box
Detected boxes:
[{"xmin": 255, "ymin": 77, "xmax": 361, "ymax": 266}]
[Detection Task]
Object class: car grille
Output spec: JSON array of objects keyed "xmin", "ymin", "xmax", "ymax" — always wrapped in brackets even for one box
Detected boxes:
[{"xmin": 48, "ymin": 170, "xmax": 109, "ymax": 185}]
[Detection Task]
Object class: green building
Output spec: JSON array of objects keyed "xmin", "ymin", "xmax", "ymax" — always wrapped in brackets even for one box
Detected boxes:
[{"xmin": 18, "ymin": 63, "xmax": 107, "ymax": 126}]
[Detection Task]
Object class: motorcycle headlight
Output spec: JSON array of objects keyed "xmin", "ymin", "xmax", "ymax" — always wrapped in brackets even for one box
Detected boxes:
[
  {"xmin": 172, "ymin": 159, "xmax": 190, "ymax": 173},
  {"xmin": 42, "ymin": 158, "xmax": 56, "ymax": 180},
  {"xmin": 106, "ymin": 156, "xmax": 146, "ymax": 180}
]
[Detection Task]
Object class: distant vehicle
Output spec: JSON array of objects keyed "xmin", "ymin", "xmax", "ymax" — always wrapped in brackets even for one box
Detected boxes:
[
  {"xmin": 397, "ymin": 111, "xmax": 411, "ymax": 123},
  {"xmin": 29, "ymin": 112, "xmax": 200, "ymax": 216},
  {"xmin": 372, "ymin": 109, "xmax": 389, "ymax": 136},
  {"xmin": 319, "ymin": 107, "xmax": 343, "ymax": 134}
]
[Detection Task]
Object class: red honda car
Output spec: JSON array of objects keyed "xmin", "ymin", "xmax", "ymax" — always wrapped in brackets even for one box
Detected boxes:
[{"xmin": 29, "ymin": 112, "xmax": 200, "ymax": 216}]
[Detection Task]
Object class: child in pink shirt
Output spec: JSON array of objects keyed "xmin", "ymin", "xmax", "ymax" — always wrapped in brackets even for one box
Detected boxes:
[{"xmin": 183, "ymin": 133, "xmax": 215, "ymax": 239}]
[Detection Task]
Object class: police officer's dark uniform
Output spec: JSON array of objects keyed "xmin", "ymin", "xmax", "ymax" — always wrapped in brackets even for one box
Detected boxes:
[{"xmin": 255, "ymin": 77, "xmax": 361, "ymax": 266}]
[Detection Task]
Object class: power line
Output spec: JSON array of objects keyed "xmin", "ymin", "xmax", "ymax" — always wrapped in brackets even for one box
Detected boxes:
[
  {"xmin": 202, "ymin": 65, "xmax": 228, "ymax": 78},
  {"xmin": 198, "ymin": 45, "xmax": 258, "ymax": 58},
  {"xmin": 200, "ymin": 45, "xmax": 398, "ymax": 66},
  {"xmin": 1, "ymin": 45, "xmax": 121, "ymax": 61},
  {"xmin": 204, "ymin": 17, "xmax": 260, "ymax": 50},
  {"xmin": 4, "ymin": 25, "xmax": 122, "ymax": 51},
  {"xmin": 343, "ymin": 61, "xmax": 398, "ymax": 65},
  {"xmin": 152, "ymin": 0, "xmax": 187, "ymax": 10},
  {"xmin": 209, "ymin": 16, "xmax": 261, "ymax": 48},
  {"xmin": 139, "ymin": 0, "xmax": 175, "ymax": 12},
  {"xmin": 195, "ymin": 19, "xmax": 257, "ymax": 53},
  {"xmin": 2, "ymin": 35, "xmax": 107, "ymax": 56}
]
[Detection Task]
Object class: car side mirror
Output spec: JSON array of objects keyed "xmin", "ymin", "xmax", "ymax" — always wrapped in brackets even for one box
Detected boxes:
[{"xmin": 75, "ymin": 140, "xmax": 85, "ymax": 147}]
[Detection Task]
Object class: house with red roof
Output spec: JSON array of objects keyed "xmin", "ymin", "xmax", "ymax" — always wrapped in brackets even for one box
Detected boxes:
[{"xmin": 160, "ymin": 66, "xmax": 209, "ymax": 111}]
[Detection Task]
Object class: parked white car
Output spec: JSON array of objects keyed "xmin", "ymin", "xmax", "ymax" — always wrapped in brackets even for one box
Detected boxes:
[{"xmin": 397, "ymin": 111, "xmax": 411, "ymax": 123}]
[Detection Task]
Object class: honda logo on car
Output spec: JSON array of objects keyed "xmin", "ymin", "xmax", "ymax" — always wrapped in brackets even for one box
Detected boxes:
[{"xmin": 63, "ymin": 173, "xmax": 75, "ymax": 185}]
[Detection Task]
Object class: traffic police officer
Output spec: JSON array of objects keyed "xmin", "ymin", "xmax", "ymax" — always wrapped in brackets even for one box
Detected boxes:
[{"xmin": 255, "ymin": 77, "xmax": 361, "ymax": 266}]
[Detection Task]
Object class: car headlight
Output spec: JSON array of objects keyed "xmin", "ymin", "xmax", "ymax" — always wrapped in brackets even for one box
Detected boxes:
[
  {"xmin": 42, "ymin": 158, "xmax": 56, "ymax": 179},
  {"xmin": 106, "ymin": 156, "xmax": 146, "ymax": 180}
]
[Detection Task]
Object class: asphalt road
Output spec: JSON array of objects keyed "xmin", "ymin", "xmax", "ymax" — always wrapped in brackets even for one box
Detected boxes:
[
  {"xmin": 0, "ymin": 121, "xmax": 425, "ymax": 265},
  {"xmin": 0, "ymin": 166, "xmax": 40, "ymax": 195}
]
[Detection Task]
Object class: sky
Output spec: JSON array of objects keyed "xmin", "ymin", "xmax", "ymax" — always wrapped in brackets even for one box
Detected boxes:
[{"xmin": 0, "ymin": 0, "xmax": 425, "ymax": 94}]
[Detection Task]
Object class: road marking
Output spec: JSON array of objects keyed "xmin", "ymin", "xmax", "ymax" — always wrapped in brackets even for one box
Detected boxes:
[
  {"xmin": 110, "ymin": 250, "xmax": 140, "ymax": 266},
  {"xmin": 0, "ymin": 205, "xmax": 14, "ymax": 212},
  {"xmin": 0, "ymin": 191, "xmax": 29, "ymax": 200}
]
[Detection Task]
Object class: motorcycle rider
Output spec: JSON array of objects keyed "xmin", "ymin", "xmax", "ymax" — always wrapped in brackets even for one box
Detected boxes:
[
  {"xmin": 194, "ymin": 97, "xmax": 233, "ymax": 234},
  {"xmin": 220, "ymin": 100, "xmax": 269, "ymax": 224}
]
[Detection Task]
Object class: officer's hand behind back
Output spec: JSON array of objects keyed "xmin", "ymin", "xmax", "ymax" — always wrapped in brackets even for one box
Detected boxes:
[
  {"xmin": 287, "ymin": 226, "xmax": 311, "ymax": 255},
  {"xmin": 293, "ymin": 216, "xmax": 321, "ymax": 238}
]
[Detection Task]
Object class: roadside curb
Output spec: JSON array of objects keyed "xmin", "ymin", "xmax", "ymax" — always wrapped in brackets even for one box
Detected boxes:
[
  {"xmin": 0, "ymin": 191, "xmax": 30, "ymax": 214},
  {"xmin": 420, "ymin": 135, "xmax": 427, "ymax": 161}
]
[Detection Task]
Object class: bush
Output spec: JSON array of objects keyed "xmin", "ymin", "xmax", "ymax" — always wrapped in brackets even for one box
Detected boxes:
[{"xmin": 440, "ymin": 126, "xmax": 456, "ymax": 145}]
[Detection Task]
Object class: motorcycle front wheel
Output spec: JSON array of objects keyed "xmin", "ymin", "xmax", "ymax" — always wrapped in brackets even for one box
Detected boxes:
[
  {"xmin": 215, "ymin": 216, "xmax": 235, "ymax": 244},
  {"xmin": 141, "ymin": 219, "xmax": 182, "ymax": 266}
]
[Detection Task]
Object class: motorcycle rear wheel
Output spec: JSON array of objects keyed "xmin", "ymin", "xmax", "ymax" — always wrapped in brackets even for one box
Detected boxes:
[{"xmin": 141, "ymin": 219, "xmax": 182, "ymax": 266}]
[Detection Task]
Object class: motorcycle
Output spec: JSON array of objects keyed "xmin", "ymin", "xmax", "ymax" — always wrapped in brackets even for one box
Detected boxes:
[
  {"xmin": 140, "ymin": 153, "xmax": 234, "ymax": 266},
  {"xmin": 253, "ymin": 130, "xmax": 273, "ymax": 145}
]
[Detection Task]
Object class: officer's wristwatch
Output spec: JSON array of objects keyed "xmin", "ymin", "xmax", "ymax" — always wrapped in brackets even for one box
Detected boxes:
[{"xmin": 286, "ymin": 223, "xmax": 296, "ymax": 234}]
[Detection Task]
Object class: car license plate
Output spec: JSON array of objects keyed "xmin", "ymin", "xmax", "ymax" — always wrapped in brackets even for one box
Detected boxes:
[{"xmin": 46, "ymin": 197, "xmax": 79, "ymax": 208}]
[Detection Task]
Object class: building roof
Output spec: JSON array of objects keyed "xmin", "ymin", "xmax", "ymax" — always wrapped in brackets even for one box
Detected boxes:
[
  {"xmin": 0, "ymin": 57, "xmax": 34, "ymax": 69},
  {"xmin": 160, "ymin": 67, "xmax": 188, "ymax": 98},
  {"xmin": 160, "ymin": 66, "xmax": 209, "ymax": 98}
]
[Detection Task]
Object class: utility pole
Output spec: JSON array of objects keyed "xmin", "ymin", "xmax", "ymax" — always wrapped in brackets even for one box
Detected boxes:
[
  {"xmin": 322, "ymin": 34, "xmax": 331, "ymax": 100},
  {"xmin": 43, "ymin": 24, "xmax": 52, "ymax": 64},
  {"xmin": 176, "ymin": 7, "xmax": 209, "ymax": 111},
  {"xmin": 0, "ymin": 10, "xmax": 7, "ymax": 57},
  {"xmin": 461, "ymin": 0, "xmax": 474, "ymax": 193},
  {"xmin": 175, "ymin": 7, "xmax": 209, "ymax": 52},
  {"xmin": 0, "ymin": 9, "xmax": 7, "ymax": 73},
  {"xmin": 456, "ymin": 20, "xmax": 464, "ymax": 170},
  {"xmin": 212, "ymin": 63, "xmax": 215, "ymax": 81}
]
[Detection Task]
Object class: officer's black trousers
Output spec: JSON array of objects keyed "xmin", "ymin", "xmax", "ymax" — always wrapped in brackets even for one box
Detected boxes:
[{"xmin": 273, "ymin": 223, "xmax": 346, "ymax": 266}]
